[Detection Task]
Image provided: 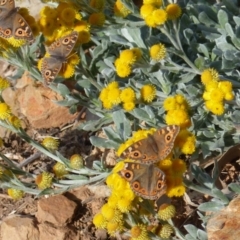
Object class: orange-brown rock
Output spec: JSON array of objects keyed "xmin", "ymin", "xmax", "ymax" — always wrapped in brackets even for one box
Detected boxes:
[
  {"xmin": 2, "ymin": 72, "xmax": 78, "ymax": 129},
  {"xmin": 36, "ymin": 195, "xmax": 77, "ymax": 226},
  {"xmin": 0, "ymin": 215, "xmax": 39, "ymax": 240},
  {"xmin": 38, "ymin": 222, "xmax": 79, "ymax": 240},
  {"xmin": 207, "ymin": 196, "xmax": 240, "ymax": 240}
]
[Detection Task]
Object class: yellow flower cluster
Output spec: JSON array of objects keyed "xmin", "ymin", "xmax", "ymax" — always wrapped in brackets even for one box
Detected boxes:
[
  {"xmin": 70, "ymin": 154, "xmax": 84, "ymax": 169},
  {"xmin": 115, "ymin": 48, "xmax": 142, "ymax": 78},
  {"xmin": 93, "ymin": 161, "xmax": 135, "ymax": 235},
  {"xmin": 140, "ymin": 84, "xmax": 156, "ymax": 102},
  {"xmin": 158, "ymin": 156, "xmax": 186, "ymax": 197},
  {"xmin": 89, "ymin": 0, "xmax": 106, "ymax": 26},
  {"xmin": 114, "ymin": 0, "xmax": 131, "ymax": 18},
  {"xmin": 38, "ymin": 3, "xmax": 90, "ymax": 44},
  {"xmin": 201, "ymin": 68, "xmax": 234, "ymax": 115},
  {"xmin": 140, "ymin": 2, "xmax": 182, "ymax": 28},
  {"xmin": 99, "ymin": 81, "xmax": 136, "ymax": 111},
  {"xmin": 164, "ymin": 94, "xmax": 196, "ymax": 155}
]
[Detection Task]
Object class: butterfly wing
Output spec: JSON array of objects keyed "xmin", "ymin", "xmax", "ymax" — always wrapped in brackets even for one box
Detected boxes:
[
  {"xmin": 119, "ymin": 162, "xmax": 166, "ymax": 200},
  {"xmin": 41, "ymin": 57, "xmax": 62, "ymax": 83},
  {"xmin": 153, "ymin": 125, "xmax": 180, "ymax": 160},
  {"xmin": 120, "ymin": 125, "xmax": 180, "ymax": 164},
  {"xmin": 47, "ymin": 31, "xmax": 78, "ymax": 59},
  {"xmin": 0, "ymin": 0, "xmax": 15, "ymax": 20}
]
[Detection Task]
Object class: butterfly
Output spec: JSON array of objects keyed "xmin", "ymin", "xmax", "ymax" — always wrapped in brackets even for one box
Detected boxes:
[
  {"xmin": 40, "ymin": 31, "xmax": 78, "ymax": 83},
  {"xmin": 120, "ymin": 125, "xmax": 180, "ymax": 164},
  {"xmin": 0, "ymin": 0, "xmax": 33, "ymax": 41}
]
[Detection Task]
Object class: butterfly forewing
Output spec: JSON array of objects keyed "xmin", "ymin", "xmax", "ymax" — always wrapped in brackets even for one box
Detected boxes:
[{"xmin": 120, "ymin": 125, "xmax": 180, "ymax": 164}]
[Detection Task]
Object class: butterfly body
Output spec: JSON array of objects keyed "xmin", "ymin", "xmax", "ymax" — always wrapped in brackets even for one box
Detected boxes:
[
  {"xmin": 120, "ymin": 125, "xmax": 180, "ymax": 164},
  {"xmin": 41, "ymin": 31, "xmax": 78, "ymax": 83},
  {"xmin": 119, "ymin": 162, "xmax": 166, "ymax": 200},
  {"xmin": 0, "ymin": 0, "xmax": 33, "ymax": 40}
]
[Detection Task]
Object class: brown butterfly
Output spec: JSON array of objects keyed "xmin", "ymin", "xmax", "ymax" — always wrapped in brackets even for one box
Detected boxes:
[
  {"xmin": 0, "ymin": 0, "xmax": 33, "ymax": 41},
  {"xmin": 41, "ymin": 31, "xmax": 78, "ymax": 83},
  {"xmin": 120, "ymin": 125, "xmax": 180, "ymax": 164}
]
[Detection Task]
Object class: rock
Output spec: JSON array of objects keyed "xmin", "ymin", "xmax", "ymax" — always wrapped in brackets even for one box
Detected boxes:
[
  {"xmin": 0, "ymin": 215, "xmax": 39, "ymax": 240},
  {"xmin": 36, "ymin": 195, "xmax": 77, "ymax": 226},
  {"xmin": 39, "ymin": 223, "xmax": 79, "ymax": 240},
  {"xmin": 2, "ymin": 72, "xmax": 78, "ymax": 129},
  {"xmin": 207, "ymin": 196, "xmax": 240, "ymax": 240}
]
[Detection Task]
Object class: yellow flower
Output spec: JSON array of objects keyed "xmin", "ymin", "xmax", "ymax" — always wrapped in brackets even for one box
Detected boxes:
[
  {"xmin": 132, "ymin": 48, "xmax": 142, "ymax": 60},
  {"xmin": 107, "ymin": 220, "xmax": 124, "ymax": 236},
  {"xmin": 40, "ymin": 6, "xmax": 58, "ymax": 19},
  {"xmin": 89, "ymin": 12, "xmax": 105, "ymax": 26},
  {"xmin": 163, "ymin": 96, "xmax": 177, "ymax": 111},
  {"xmin": 205, "ymin": 80, "xmax": 218, "ymax": 92},
  {"xmin": 143, "ymin": 0, "xmax": 162, "ymax": 7},
  {"xmin": 150, "ymin": 43, "xmax": 166, "ymax": 61},
  {"xmin": 157, "ymin": 223, "xmax": 174, "ymax": 239},
  {"xmin": 93, "ymin": 212, "xmax": 107, "ymax": 229},
  {"xmin": 114, "ymin": 0, "xmax": 131, "ymax": 18},
  {"xmin": 175, "ymin": 129, "xmax": 196, "ymax": 154},
  {"xmin": 123, "ymin": 101, "xmax": 135, "ymax": 111},
  {"xmin": 120, "ymin": 88, "xmax": 136, "ymax": 102},
  {"xmin": 6, "ymin": 38, "xmax": 26, "ymax": 48},
  {"xmin": 205, "ymin": 100, "xmax": 224, "ymax": 115},
  {"xmin": 77, "ymin": 30, "xmax": 91, "ymax": 44},
  {"xmin": 53, "ymin": 162, "xmax": 68, "ymax": 178},
  {"xmin": 209, "ymin": 88, "xmax": 224, "ymax": 102},
  {"xmin": 153, "ymin": 9, "xmax": 168, "ymax": 25},
  {"xmin": 7, "ymin": 188, "xmax": 24, "ymax": 200},
  {"xmin": 140, "ymin": 4, "xmax": 156, "ymax": 19},
  {"xmin": 145, "ymin": 15, "xmax": 157, "ymax": 27},
  {"xmin": 38, "ymin": 17, "xmax": 56, "ymax": 36},
  {"xmin": 201, "ymin": 68, "xmax": 219, "ymax": 85},
  {"xmin": 74, "ymin": 20, "xmax": 90, "ymax": 32},
  {"xmin": 8, "ymin": 115, "xmax": 22, "ymax": 128},
  {"xmin": 117, "ymin": 198, "xmax": 132, "ymax": 213},
  {"xmin": 59, "ymin": 7, "xmax": 76, "ymax": 23},
  {"xmin": 102, "ymin": 100, "xmax": 114, "ymax": 109},
  {"xmin": 60, "ymin": 64, "xmax": 75, "ymax": 79},
  {"xmin": 224, "ymin": 92, "xmax": 234, "ymax": 100},
  {"xmin": 165, "ymin": 109, "xmax": 191, "ymax": 128},
  {"xmin": 42, "ymin": 137, "xmax": 59, "ymax": 151},
  {"xmin": 68, "ymin": 54, "xmax": 80, "ymax": 65},
  {"xmin": 166, "ymin": 4, "xmax": 182, "ymax": 20},
  {"xmin": 141, "ymin": 84, "xmax": 156, "ymax": 102},
  {"xmin": 70, "ymin": 154, "xmax": 84, "ymax": 169},
  {"xmin": 35, "ymin": 172, "xmax": 53, "ymax": 189},
  {"xmin": 167, "ymin": 184, "xmax": 186, "ymax": 197},
  {"xmin": 116, "ymin": 62, "xmax": 132, "ymax": 78},
  {"xmin": 119, "ymin": 49, "xmax": 137, "ymax": 65},
  {"xmin": 0, "ymin": 77, "xmax": 10, "ymax": 91},
  {"xmin": 158, "ymin": 204, "xmax": 176, "ymax": 220},
  {"xmin": 101, "ymin": 203, "xmax": 116, "ymax": 221},
  {"xmin": 172, "ymin": 159, "xmax": 187, "ymax": 174},
  {"xmin": 90, "ymin": 0, "xmax": 106, "ymax": 11},
  {"xmin": 130, "ymin": 224, "xmax": 149, "ymax": 240},
  {"xmin": 218, "ymin": 81, "xmax": 232, "ymax": 93},
  {"xmin": 108, "ymin": 88, "xmax": 122, "ymax": 105},
  {"xmin": 158, "ymin": 158, "xmax": 173, "ymax": 171},
  {"xmin": 0, "ymin": 103, "xmax": 11, "ymax": 120}
]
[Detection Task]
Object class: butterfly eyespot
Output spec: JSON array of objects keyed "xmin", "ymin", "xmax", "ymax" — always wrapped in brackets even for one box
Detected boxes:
[
  {"xmin": 44, "ymin": 70, "xmax": 52, "ymax": 77},
  {"xmin": 123, "ymin": 170, "xmax": 133, "ymax": 180},
  {"xmin": 157, "ymin": 180, "xmax": 163, "ymax": 190},
  {"xmin": 131, "ymin": 151, "xmax": 141, "ymax": 158},
  {"xmin": 4, "ymin": 29, "xmax": 11, "ymax": 35},
  {"xmin": 166, "ymin": 134, "xmax": 172, "ymax": 141},
  {"xmin": 132, "ymin": 181, "xmax": 140, "ymax": 190}
]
